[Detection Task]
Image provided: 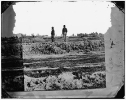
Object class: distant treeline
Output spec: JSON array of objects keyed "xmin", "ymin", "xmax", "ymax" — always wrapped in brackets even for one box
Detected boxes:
[
  {"xmin": 1, "ymin": 32, "xmax": 104, "ymax": 43},
  {"xmin": 77, "ymin": 32, "xmax": 104, "ymax": 38}
]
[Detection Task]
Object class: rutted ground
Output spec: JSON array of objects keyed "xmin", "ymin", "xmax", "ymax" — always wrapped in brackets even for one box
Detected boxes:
[
  {"xmin": 23, "ymin": 41, "xmax": 106, "ymax": 91},
  {"xmin": 23, "ymin": 51, "xmax": 105, "ymax": 91},
  {"xmin": 23, "ymin": 52, "xmax": 105, "ymax": 69}
]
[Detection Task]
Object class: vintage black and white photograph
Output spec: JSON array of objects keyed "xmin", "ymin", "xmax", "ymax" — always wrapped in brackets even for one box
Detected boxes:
[
  {"xmin": 21, "ymin": 1, "xmax": 107, "ymax": 91},
  {"xmin": 1, "ymin": 1, "xmax": 124, "ymax": 98}
]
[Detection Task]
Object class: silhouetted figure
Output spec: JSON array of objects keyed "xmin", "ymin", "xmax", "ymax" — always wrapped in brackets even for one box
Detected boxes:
[
  {"xmin": 62, "ymin": 25, "xmax": 67, "ymax": 42},
  {"xmin": 51, "ymin": 27, "xmax": 55, "ymax": 42}
]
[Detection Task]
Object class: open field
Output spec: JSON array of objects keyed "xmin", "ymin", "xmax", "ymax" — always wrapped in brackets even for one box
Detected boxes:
[
  {"xmin": 24, "ymin": 52, "xmax": 105, "ymax": 91},
  {"xmin": 23, "ymin": 41, "xmax": 105, "ymax": 91},
  {"xmin": 2, "ymin": 35, "xmax": 106, "ymax": 91},
  {"xmin": 23, "ymin": 52, "xmax": 105, "ymax": 69}
]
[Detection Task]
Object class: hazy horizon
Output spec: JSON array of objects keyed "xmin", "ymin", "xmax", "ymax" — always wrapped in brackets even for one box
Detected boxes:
[{"xmin": 13, "ymin": 32, "xmax": 104, "ymax": 37}]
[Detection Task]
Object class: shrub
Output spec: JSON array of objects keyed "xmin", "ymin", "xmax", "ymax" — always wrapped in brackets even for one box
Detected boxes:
[
  {"xmin": 24, "ymin": 71, "xmax": 106, "ymax": 91},
  {"xmin": 23, "ymin": 40, "xmax": 105, "ymax": 55}
]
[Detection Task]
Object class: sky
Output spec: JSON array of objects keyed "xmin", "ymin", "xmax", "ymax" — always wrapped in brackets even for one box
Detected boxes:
[{"xmin": 13, "ymin": 1, "xmax": 115, "ymax": 36}]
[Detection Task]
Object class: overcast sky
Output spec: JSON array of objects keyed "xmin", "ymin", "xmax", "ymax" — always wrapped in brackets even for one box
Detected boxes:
[{"xmin": 13, "ymin": 1, "xmax": 114, "ymax": 36}]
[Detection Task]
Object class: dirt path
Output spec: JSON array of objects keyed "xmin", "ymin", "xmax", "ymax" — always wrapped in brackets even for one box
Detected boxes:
[
  {"xmin": 23, "ymin": 51, "xmax": 104, "ymax": 59},
  {"xmin": 23, "ymin": 52, "xmax": 86, "ymax": 59}
]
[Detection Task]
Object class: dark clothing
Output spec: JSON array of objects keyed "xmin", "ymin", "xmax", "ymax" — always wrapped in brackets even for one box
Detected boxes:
[
  {"xmin": 51, "ymin": 30, "xmax": 55, "ymax": 36},
  {"xmin": 51, "ymin": 35, "xmax": 55, "ymax": 42},
  {"xmin": 51, "ymin": 29, "xmax": 55, "ymax": 42},
  {"xmin": 62, "ymin": 27, "xmax": 67, "ymax": 42},
  {"xmin": 62, "ymin": 28, "xmax": 67, "ymax": 35}
]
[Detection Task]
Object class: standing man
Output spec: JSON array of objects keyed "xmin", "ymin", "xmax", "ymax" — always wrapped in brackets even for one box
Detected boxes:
[
  {"xmin": 62, "ymin": 25, "xmax": 67, "ymax": 42},
  {"xmin": 51, "ymin": 27, "xmax": 55, "ymax": 42}
]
